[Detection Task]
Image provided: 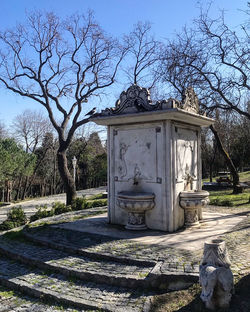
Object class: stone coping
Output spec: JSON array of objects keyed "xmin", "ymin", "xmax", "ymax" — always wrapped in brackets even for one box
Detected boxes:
[{"xmin": 91, "ymin": 108, "xmax": 214, "ymax": 127}]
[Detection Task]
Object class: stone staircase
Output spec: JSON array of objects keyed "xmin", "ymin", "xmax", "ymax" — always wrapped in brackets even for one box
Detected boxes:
[{"xmin": 0, "ymin": 225, "xmax": 200, "ymax": 311}]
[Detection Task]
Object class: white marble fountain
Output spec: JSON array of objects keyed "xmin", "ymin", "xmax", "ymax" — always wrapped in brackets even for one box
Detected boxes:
[{"xmin": 91, "ymin": 85, "xmax": 214, "ymax": 231}]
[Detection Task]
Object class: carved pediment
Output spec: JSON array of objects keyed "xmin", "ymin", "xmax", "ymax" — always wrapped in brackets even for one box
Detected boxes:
[
  {"xmin": 97, "ymin": 85, "xmax": 201, "ymax": 117},
  {"xmin": 100, "ymin": 85, "xmax": 162, "ymax": 116}
]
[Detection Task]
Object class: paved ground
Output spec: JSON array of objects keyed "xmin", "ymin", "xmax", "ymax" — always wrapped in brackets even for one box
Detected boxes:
[
  {"xmin": 0, "ymin": 186, "xmax": 106, "ymax": 222},
  {"xmin": 56, "ymin": 211, "xmax": 246, "ymax": 251},
  {"xmin": 0, "ymin": 187, "xmax": 249, "ymax": 311}
]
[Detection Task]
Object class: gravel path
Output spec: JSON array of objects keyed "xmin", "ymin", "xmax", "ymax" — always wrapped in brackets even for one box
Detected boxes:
[{"xmin": 0, "ymin": 187, "xmax": 106, "ymax": 222}]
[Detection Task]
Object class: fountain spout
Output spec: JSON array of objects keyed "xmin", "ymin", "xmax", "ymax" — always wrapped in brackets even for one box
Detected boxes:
[
  {"xmin": 133, "ymin": 164, "xmax": 141, "ymax": 185},
  {"xmin": 183, "ymin": 164, "xmax": 196, "ymax": 191}
]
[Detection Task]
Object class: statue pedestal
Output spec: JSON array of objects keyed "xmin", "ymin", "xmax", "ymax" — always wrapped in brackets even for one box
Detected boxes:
[{"xmin": 199, "ymin": 239, "xmax": 234, "ymax": 310}]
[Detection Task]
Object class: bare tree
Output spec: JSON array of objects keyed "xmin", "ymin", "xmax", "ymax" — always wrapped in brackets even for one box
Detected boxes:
[
  {"xmin": 0, "ymin": 121, "xmax": 7, "ymax": 138},
  {"xmin": 159, "ymin": 5, "xmax": 250, "ymax": 119},
  {"xmin": 123, "ymin": 21, "xmax": 161, "ymax": 89},
  {"xmin": 11, "ymin": 109, "xmax": 52, "ymax": 199},
  {"xmin": 0, "ymin": 11, "xmax": 126, "ymax": 204},
  {"xmin": 158, "ymin": 5, "xmax": 250, "ymax": 193},
  {"xmin": 12, "ymin": 109, "xmax": 52, "ymax": 153}
]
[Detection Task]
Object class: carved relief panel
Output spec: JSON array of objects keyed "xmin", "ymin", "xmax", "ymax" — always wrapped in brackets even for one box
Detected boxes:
[
  {"xmin": 113, "ymin": 125, "xmax": 162, "ymax": 184},
  {"xmin": 175, "ymin": 126, "xmax": 198, "ymax": 185}
]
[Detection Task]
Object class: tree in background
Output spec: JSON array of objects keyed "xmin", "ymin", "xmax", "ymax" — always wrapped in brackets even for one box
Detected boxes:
[
  {"xmin": 0, "ymin": 138, "xmax": 35, "ymax": 202},
  {"xmin": 12, "ymin": 110, "xmax": 52, "ymax": 199},
  {"xmin": 123, "ymin": 21, "xmax": 162, "ymax": 98},
  {"xmin": 158, "ymin": 4, "xmax": 250, "ymax": 192},
  {"xmin": 30, "ymin": 132, "xmax": 60, "ymax": 197},
  {"xmin": 67, "ymin": 132, "xmax": 107, "ymax": 190},
  {"xmin": 159, "ymin": 5, "xmax": 249, "ymax": 118},
  {"xmin": 0, "ymin": 121, "xmax": 7, "ymax": 138},
  {"xmin": 0, "ymin": 11, "xmax": 126, "ymax": 204},
  {"xmin": 213, "ymin": 110, "xmax": 250, "ymax": 173},
  {"xmin": 12, "ymin": 110, "xmax": 51, "ymax": 153}
]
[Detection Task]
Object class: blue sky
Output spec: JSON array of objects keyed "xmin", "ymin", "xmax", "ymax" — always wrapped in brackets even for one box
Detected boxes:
[{"xmin": 0, "ymin": 0, "xmax": 247, "ymax": 126}]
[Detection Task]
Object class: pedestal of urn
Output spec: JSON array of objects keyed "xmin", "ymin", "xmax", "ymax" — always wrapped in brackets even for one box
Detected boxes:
[
  {"xmin": 116, "ymin": 191, "xmax": 155, "ymax": 230},
  {"xmin": 200, "ymin": 239, "xmax": 233, "ymax": 310},
  {"xmin": 179, "ymin": 190, "xmax": 209, "ymax": 226}
]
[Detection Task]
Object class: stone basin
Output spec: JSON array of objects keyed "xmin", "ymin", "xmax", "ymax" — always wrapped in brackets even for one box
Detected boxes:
[
  {"xmin": 179, "ymin": 190, "xmax": 210, "ymax": 226},
  {"xmin": 116, "ymin": 191, "xmax": 155, "ymax": 230}
]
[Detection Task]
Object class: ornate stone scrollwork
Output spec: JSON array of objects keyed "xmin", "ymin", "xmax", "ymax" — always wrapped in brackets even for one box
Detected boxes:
[
  {"xmin": 97, "ymin": 85, "xmax": 200, "ymax": 117},
  {"xmin": 100, "ymin": 85, "xmax": 162, "ymax": 115}
]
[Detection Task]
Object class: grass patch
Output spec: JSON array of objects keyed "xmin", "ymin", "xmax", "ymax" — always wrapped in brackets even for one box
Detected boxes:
[
  {"xmin": 85, "ymin": 198, "xmax": 107, "ymax": 208},
  {"xmin": 87, "ymin": 193, "xmax": 107, "ymax": 200},
  {"xmin": 239, "ymin": 171, "xmax": 250, "ymax": 182},
  {"xmin": 150, "ymin": 283, "xmax": 202, "ymax": 312},
  {"xmin": 0, "ymin": 288, "xmax": 15, "ymax": 299},
  {"xmin": 2, "ymin": 229, "xmax": 27, "ymax": 242},
  {"xmin": 209, "ymin": 189, "xmax": 250, "ymax": 208},
  {"xmin": 71, "ymin": 196, "xmax": 107, "ymax": 211},
  {"xmin": 203, "ymin": 171, "xmax": 250, "ymax": 183}
]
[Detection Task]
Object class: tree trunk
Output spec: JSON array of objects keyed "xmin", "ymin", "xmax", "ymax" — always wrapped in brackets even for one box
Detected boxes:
[
  {"xmin": 21, "ymin": 176, "xmax": 29, "ymax": 200},
  {"xmin": 210, "ymin": 125, "xmax": 242, "ymax": 194},
  {"xmin": 209, "ymin": 165, "xmax": 213, "ymax": 183},
  {"xmin": 209, "ymin": 145, "xmax": 217, "ymax": 183},
  {"xmin": 15, "ymin": 175, "xmax": 22, "ymax": 200},
  {"xmin": 4, "ymin": 180, "xmax": 12, "ymax": 202},
  {"xmin": 57, "ymin": 147, "xmax": 76, "ymax": 205}
]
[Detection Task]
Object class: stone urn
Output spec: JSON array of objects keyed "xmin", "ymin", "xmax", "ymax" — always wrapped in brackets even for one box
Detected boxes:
[
  {"xmin": 116, "ymin": 191, "xmax": 155, "ymax": 230},
  {"xmin": 200, "ymin": 239, "xmax": 234, "ymax": 310},
  {"xmin": 179, "ymin": 190, "xmax": 209, "ymax": 226}
]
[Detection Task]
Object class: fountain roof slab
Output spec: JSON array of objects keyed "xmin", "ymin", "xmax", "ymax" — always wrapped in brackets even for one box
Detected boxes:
[{"xmin": 91, "ymin": 108, "xmax": 214, "ymax": 127}]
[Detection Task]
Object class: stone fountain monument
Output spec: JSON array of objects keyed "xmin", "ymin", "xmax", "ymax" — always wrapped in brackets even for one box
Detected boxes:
[{"xmin": 91, "ymin": 85, "xmax": 214, "ymax": 231}]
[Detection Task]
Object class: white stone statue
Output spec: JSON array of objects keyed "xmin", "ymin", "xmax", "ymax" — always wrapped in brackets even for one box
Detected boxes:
[{"xmin": 199, "ymin": 239, "xmax": 234, "ymax": 310}]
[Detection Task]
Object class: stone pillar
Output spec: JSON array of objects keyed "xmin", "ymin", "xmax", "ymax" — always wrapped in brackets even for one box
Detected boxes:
[{"xmin": 199, "ymin": 239, "xmax": 234, "ymax": 310}]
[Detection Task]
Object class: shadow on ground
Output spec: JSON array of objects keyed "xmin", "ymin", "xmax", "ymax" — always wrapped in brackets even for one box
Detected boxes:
[{"xmin": 149, "ymin": 274, "xmax": 250, "ymax": 312}]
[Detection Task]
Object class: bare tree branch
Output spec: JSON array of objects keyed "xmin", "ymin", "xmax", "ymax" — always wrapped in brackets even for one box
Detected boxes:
[{"xmin": 0, "ymin": 10, "xmax": 126, "ymax": 204}]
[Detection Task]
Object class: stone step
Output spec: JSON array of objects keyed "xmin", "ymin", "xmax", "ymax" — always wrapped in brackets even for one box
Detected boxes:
[
  {"xmin": 0, "ymin": 235, "xmax": 155, "ymax": 290},
  {"xmin": 0, "ymin": 285, "xmax": 84, "ymax": 311},
  {"xmin": 23, "ymin": 226, "xmax": 157, "ymax": 266},
  {"xmin": 0, "ymin": 256, "xmax": 152, "ymax": 312},
  {"xmin": 22, "ymin": 226, "xmax": 199, "ymax": 290}
]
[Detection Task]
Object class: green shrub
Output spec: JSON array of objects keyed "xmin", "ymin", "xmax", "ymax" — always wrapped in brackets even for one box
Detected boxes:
[
  {"xmin": 71, "ymin": 197, "xmax": 87, "ymax": 211},
  {"xmin": 85, "ymin": 198, "xmax": 107, "ymax": 208},
  {"xmin": 220, "ymin": 200, "xmax": 234, "ymax": 207},
  {"xmin": 0, "ymin": 206, "xmax": 27, "ymax": 231},
  {"xmin": 7, "ymin": 206, "xmax": 27, "ymax": 225},
  {"xmin": 52, "ymin": 202, "xmax": 72, "ymax": 215},
  {"xmin": 30, "ymin": 205, "xmax": 54, "ymax": 222},
  {"xmin": 0, "ymin": 220, "xmax": 16, "ymax": 231},
  {"xmin": 210, "ymin": 197, "xmax": 220, "ymax": 206}
]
